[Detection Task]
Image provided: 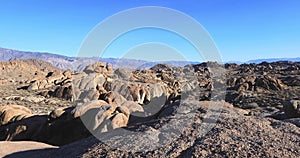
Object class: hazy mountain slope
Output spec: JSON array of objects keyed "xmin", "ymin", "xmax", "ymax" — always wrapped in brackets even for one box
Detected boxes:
[
  {"xmin": 0, "ymin": 48, "xmax": 199, "ymax": 70},
  {"xmin": 246, "ymin": 57, "xmax": 300, "ymax": 64},
  {"xmin": 2, "ymin": 47, "xmax": 299, "ymax": 69}
]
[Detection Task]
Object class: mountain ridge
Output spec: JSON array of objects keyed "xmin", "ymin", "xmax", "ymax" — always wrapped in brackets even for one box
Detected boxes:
[
  {"xmin": 1, "ymin": 47, "xmax": 299, "ymax": 70},
  {"xmin": 0, "ymin": 47, "xmax": 201, "ymax": 70}
]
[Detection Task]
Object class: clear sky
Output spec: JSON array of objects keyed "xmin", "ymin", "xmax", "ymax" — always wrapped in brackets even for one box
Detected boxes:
[{"xmin": 0, "ymin": 0, "xmax": 299, "ymax": 62}]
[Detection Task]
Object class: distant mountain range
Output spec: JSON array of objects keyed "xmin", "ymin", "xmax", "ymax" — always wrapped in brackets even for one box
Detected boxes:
[
  {"xmin": 246, "ymin": 58, "xmax": 300, "ymax": 64},
  {"xmin": 0, "ymin": 48, "xmax": 199, "ymax": 70},
  {"xmin": 0, "ymin": 47, "xmax": 299, "ymax": 70}
]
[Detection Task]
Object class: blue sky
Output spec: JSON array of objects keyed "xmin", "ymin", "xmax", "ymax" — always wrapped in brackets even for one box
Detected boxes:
[{"xmin": 0, "ymin": 0, "xmax": 299, "ymax": 62}]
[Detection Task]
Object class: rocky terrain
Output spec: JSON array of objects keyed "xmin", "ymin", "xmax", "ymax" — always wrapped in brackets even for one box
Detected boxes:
[{"xmin": 0, "ymin": 59, "xmax": 299, "ymax": 157}]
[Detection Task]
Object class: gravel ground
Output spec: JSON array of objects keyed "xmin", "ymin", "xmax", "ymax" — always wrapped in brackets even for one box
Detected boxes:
[{"xmin": 14, "ymin": 111, "xmax": 297, "ymax": 158}]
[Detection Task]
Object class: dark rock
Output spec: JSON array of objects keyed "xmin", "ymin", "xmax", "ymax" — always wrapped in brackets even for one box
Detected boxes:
[{"xmin": 283, "ymin": 100, "xmax": 300, "ymax": 118}]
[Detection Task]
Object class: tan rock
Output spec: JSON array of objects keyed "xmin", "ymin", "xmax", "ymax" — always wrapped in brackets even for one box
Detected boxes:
[
  {"xmin": 48, "ymin": 107, "xmax": 75, "ymax": 123},
  {"xmin": 121, "ymin": 101, "xmax": 144, "ymax": 113},
  {"xmin": 102, "ymin": 91, "xmax": 127, "ymax": 105},
  {"xmin": 27, "ymin": 81, "xmax": 39, "ymax": 90},
  {"xmin": 111, "ymin": 113, "xmax": 128, "ymax": 129},
  {"xmin": 51, "ymin": 84, "xmax": 73, "ymax": 101},
  {"xmin": 72, "ymin": 100, "xmax": 108, "ymax": 118},
  {"xmin": 128, "ymin": 84, "xmax": 151, "ymax": 105},
  {"xmin": 0, "ymin": 141, "xmax": 57, "ymax": 157},
  {"xmin": 0, "ymin": 115, "xmax": 47, "ymax": 141},
  {"xmin": 83, "ymin": 62, "xmax": 108, "ymax": 74},
  {"xmin": 0, "ymin": 105, "xmax": 32, "ymax": 125}
]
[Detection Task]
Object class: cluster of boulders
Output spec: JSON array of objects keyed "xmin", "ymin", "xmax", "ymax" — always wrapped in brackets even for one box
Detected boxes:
[
  {"xmin": 28, "ymin": 70, "xmax": 72, "ymax": 91},
  {"xmin": 83, "ymin": 62, "xmax": 113, "ymax": 75},
  {"xmin": 0, "ymin": 100, "xmax": 143, "ymax": 145},
  {"xmin": 0, "ymin": 61, "xmax": 226, "ymax": 146},
  {"xmin": 227, "ymin": 75, "xmax": 285, "ymax": 92},
  {"xmin": 224, "ymin": 61, "xmax": 300, "ymax": 123},
  {"xmin": 236, "ymin": 61, "xmax": 300, "ymax": 75},
  {"xmin": 1, "ymin": 59, "xmax": 300, "ymax": 151},
  {"xmin": 0, "ymin": 59, "xmax": 59, "ymax": 85},
  {"xmin": 26, "ymin": 70, "xmax": 73, "ymax": 100},
  {"xmin": 0, "ymin": 62, "xmax": 168, "ymax": 145},
  {"xmin": 280, "ymin": 76, "xmax": 300, "ymax": 86}
]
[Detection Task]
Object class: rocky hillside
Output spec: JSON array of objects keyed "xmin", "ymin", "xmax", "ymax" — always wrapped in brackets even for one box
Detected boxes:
[
  {"xmin": 0, "ymin": 59, "xmax": 299, "ymax": 157},
  {"xmin": 0, "ymin": 59, "xmax": 59, "ymax": 84}
]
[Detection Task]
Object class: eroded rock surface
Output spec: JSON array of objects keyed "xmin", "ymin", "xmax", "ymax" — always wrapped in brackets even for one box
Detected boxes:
[{"xmin": 0, "ymin": 59, "xmax": 299, "ymax": 157}]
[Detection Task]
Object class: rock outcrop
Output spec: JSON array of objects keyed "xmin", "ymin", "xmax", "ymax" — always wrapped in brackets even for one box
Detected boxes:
[
  {"xmin": 228, "ymin": 75, "xmax": 285, "ymax": 92},
  {"xmin": 27, "ymin": 70, "xmax": 72, "ymax": 91},
  {"xmin": 1, "ymin": 59, "xmax": 300, "ymax": 157},
  {"xmin": 0, "ymin": 141, "xmax": 57, "ymax": 158},
  {"xmin": 0, "ymin": 105, "xmax": 33, "ymax": 125}
]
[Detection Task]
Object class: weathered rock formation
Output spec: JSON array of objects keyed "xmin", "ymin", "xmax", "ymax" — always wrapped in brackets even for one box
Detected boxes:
[
  {"xmin": 0, "ymin": 105, "xmax": 33, "ymax": 125},
  {"xmin": 0, "ymin": 59, "xmax": 300, "ymax": 157}
]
